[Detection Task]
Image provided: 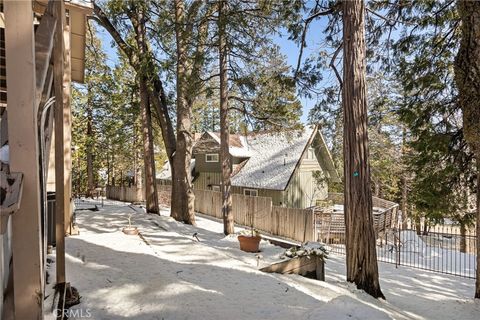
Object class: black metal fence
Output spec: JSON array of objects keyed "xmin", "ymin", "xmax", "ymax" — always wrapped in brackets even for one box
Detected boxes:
[{"xmin": 323, "ymin": 223, "xmax": 477, "ymax": 279}]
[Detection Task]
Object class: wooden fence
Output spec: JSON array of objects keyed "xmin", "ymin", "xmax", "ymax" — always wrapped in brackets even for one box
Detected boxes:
[
  {"xmin": 106, "ymin": 185, "xmax": 144, "ymax": 203},
  {"xmin": 193, "ymin": 189, "xmax": 315, "ymax": 242},
  {"xmin": 106, "ymin": 185, "xmax": 315, "ymax": 243}
]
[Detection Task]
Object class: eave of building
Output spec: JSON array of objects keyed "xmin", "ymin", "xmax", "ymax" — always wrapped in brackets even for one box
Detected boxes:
[{"xmin": 33, "ymin": 0, "xmax": 92, "ymax": 83}]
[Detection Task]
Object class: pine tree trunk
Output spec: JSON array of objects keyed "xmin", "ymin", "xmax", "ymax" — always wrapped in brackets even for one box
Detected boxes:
[
  {"xmin": 218, "ymin": 0, "xmax": 234, "ymax": 235},
  {"xmin": 342, "ymin": 0, "xmax": 384, "ymax": 299},
  {"xmin": 134, "ymin": 131, "xmax": 143, "ymax": 201},
  {"xmin": 107, "ymin": 150, "xmax": 111, "ymax": 186},
  {"xmin": 130, "ymin": 6, "xmax": 159, "ymax": 214},
  {"xmin": 459, "ymin": 222, "xmax": 467, "ymax": 253},
  {"xmin": 171, "ymin": 0, "xmax": 195, "ymax": 224},
  {"xmin": 454, "ymin": 0, "xmax": 480, "ymax": 299},
  {"xmin": 86, "ymin": 104, "xmax": 95, "ymax": 198},
  {"xmin": 140, "ymin": 80, "xmax": 159, "ymax": 213}
]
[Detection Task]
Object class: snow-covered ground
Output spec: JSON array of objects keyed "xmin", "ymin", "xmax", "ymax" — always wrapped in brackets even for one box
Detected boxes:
[{"xmin": 52, "ymin": 200, "xmax": 480, "ymax": 320}]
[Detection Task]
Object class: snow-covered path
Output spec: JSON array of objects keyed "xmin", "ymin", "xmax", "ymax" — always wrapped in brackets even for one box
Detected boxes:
[{"xmin": 62, "ymin": 201, "xmax": 480, "ymax": 320}]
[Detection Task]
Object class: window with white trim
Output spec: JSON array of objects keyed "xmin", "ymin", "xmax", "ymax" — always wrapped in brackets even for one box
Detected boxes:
[
  {"xmin": 244, "ymin": 189, "xmax": 258, "ymax": 197},
  {"xmin": 205, "ymin": 153, "xmax": 219, "ymax": 162},
  {"xmin": 212, "ymin": 185, "xmax": 221, "ymax": 192}
]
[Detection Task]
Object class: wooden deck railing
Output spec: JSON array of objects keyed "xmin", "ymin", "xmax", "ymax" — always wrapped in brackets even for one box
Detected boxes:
[{"xmin": 322, "ymin": 192, "xmax": 399, "ymax": 239}]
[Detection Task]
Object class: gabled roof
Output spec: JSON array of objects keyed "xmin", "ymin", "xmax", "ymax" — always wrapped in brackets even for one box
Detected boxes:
[
  {"xmin": 230, "ymin": 128, "xmax": 314, "ymax": 190},
  {"xmin": 159, "ymin": 126, "xmax": 340, "ymax": 190},
  {"xmin": 193, "ymin": 132, "xmax": 252, "ymax": 158}
]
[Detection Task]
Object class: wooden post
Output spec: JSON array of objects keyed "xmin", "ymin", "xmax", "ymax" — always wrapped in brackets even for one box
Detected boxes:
[
  {"xmin": 63, "ymin": 15, "xmax": 73, "ymax": 235},
  {"xmin": 54, "ymin": 0, "xmax": 66, "ymax": 284},
  {"xmin": 4, "ymin": 0, "xmax": 44, "ymax": 318}
]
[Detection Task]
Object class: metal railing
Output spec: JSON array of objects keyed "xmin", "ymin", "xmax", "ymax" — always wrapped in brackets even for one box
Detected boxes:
[{"xmin": 324, "ymin": 223, "xmax": 477, "ymax": 279}]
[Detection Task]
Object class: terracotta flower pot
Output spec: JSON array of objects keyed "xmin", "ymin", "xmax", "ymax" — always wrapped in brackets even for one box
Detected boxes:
[
  {"xmin": 238, "ymin": 235, "xmax": 261, "ymax": 253},
  {"xmin": 122, "ymin": 227, "xmax": 139, "ymax": 235}
]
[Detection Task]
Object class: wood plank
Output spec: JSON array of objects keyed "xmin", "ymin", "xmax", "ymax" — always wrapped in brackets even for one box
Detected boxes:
[
  {"xmin": 4, "ymin": 0, "xmax": 45, "ymax": 317},
  {"xmin": 260, "ymin": 255, "xmax": 324, "ymax": 281},
  {"xmin": 34, "ymin": 8, "xmax": 56, "ymax": 105},
  {"xmin": 63, "ymin": 18, "xmax": 73, "ymax": 235},
  {"xmin": 54, "ymin": 0, "xmax": 66, "ymax": 285}
]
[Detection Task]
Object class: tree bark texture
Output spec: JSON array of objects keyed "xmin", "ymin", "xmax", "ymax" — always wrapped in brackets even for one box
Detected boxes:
[
  {"xmin": 131, "ymin": 6, "xmax": 159, "ymax": 214},
  {"xmin": 171, "ymin": 0, "xmax": 196, "ymax": 224},
  {"xmin": 342, "ymin": 0, "xmax": 384, "ymax": 299},
  {"xmin": 140, "ymin": 79, "xmax": 159, "ymax": 213},
  {"xmin": 454, "ymin": 0, "xmax": 480, "ymax": 299},
  {"xmin": 93, "ymin": 2, "xmax": 176, "ymax": 180},
  {"xmin": 218, "ymin": 0, "xmax": 234, "ymax": 235}
]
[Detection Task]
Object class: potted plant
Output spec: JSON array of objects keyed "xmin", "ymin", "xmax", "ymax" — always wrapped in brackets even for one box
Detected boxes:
[
  {"xmin": 122, "ymin": 214, "xmax": 139, "ymax": 235},
  {"xmin": 238, "ymin": 228, "xmax": 261, "ymax": 252},
  {"xmin": 238, "ymin": 209, "xmax": 261, "ymax": 252}
]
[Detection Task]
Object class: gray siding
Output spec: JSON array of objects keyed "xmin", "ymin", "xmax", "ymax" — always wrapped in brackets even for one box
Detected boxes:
[
  {"xmin": 193, "ymin": 172, "xmax": 286, "ymax": 206},
  {"xmin": 191, "ymin": 131, "xmax": 331, "ymax": 209},
  {"xmin": 193, "ymin": 172, "xmax": 223, "ymax": 190},
  {"xmin": 194, "ymin": 153, "xmax": 246, "ymax": 173},
  {"xmin": 283, "ymin": 169, "xmax": 328, "ymax": 208},
  {"xmin": 195, "ymin": 153, "xmax": 222, "ymax": 172}
]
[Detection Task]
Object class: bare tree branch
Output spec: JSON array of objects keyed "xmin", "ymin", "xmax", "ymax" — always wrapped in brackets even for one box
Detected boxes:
[
  {"xmin": 330, "ymin": 43, "xmax": 343, "ymax": 89},
  {"xmin": 294, "ymin": 8, "xmax": 335, "ymax": 79}
]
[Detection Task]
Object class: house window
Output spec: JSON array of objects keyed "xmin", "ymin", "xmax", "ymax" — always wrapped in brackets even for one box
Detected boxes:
[
  {"xmin": 212, "ymin": 185, "xmax": 221, "ymax": 192},
  {"xmin": 306, "ymin": 147, "xmax": 315, "ymax": 159},
  {"xmin": 206, "ymin": 153, "xmax": 219, "ymax": 162},
  {"xmin": 244, "ymin": 189, "xmax": 258, "ymax": 197}
]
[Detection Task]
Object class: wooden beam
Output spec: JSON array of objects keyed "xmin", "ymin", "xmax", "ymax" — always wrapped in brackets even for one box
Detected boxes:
[
  {"xmin": 4, "ymin": 0, "xmax": 44, "ymax": 318},
  {"xmin": 54, "ymin": 0, "xmax": 66, "ymax": 285},
  {"xmin": 35, "ymin": 11, "xmax": 56, "ymax": 105},
  {"xmin": 63, "ymin": 16, "xmax": 73, "ymax": 236}
]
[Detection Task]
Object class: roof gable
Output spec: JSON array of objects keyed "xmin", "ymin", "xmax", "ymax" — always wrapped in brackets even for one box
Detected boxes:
[
  {"xmin": 230, "ymin": 128, "xmax": 314, "ymax": 190},
  {"xmin": 193, "ymin": 132, "xmax": 251, "ymax": 158}
]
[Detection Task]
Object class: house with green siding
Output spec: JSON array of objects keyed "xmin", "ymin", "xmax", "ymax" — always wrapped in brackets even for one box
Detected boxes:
[{"xmin": 157, "ymin": 126, "xmax": 339, "ymax": 209}]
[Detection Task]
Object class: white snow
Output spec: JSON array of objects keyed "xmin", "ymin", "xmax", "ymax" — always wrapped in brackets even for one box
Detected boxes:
[
  {"xmin": 206, "ymin": 132, "xmax": 253, "ymax": 158},
  {"xmin": 53, "ymin": 200, "xmax": 480, "ymax": 320}
]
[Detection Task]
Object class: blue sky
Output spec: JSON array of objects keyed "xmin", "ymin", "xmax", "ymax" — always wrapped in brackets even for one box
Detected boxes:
[{"xmin": 96, "ymin": 17, "xmax": 329, "ymax": 124}]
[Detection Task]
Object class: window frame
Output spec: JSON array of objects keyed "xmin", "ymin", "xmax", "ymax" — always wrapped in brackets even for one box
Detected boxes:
[
  {"xmin": 205, "ymin": 153, "xmax": 219, "ymax": 163},
  {"xmin": 243, "ymin": 189, "xmax": 258, "ymax": 197},
  {"xmin": 212, "ymin": 185, "xmax": 221, "ymax": 192}
]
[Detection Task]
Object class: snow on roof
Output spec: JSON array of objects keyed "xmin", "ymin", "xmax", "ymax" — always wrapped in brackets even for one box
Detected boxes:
[
  {"xmin": 230, "ymin": 128, "xmax": 314, "ymax": 190},
  {"xmin": 205, "ymin": 132, "xmax": 252, "ymax": 158}
]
